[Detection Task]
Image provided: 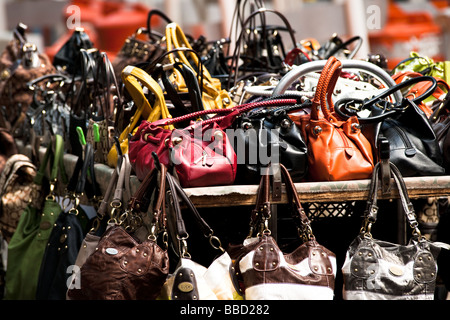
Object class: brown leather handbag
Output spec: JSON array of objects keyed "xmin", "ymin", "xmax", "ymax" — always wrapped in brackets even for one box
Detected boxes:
[
  {"xmin": 67, "ymin": 165, "xmax": 169, "ymax": 300},
  {"xmin": 302, "ymin": 57, "xmax": 374, "ymax": 181},
  {"xmin": 229, "ymin": 164, "xmax": 337, "ymax": 300}
]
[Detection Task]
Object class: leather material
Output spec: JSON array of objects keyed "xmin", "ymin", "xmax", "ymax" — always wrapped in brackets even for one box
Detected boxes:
[
  {"xmin": 234, "ymin": 106, "xmax": 308, "ymax": 184},
  {"xmin": 342, "ymin": 162, "xmax": 442, "ymax": 300},
  {"xmin": 302, "ymin": 57, "xmax": 374, "ymax": 181},
  {"xmin": 67, "ymin": 225, "xmax": 169, "ymax": 300},
  {"xmin": 232, "ymin": 164, "xmax": 336, "ymax": 300}
]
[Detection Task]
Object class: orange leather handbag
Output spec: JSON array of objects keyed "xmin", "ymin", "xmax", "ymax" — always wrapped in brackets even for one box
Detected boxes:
[{"xmin": 302, "ymin": 57, "xmax": 374, "ymax": 181}]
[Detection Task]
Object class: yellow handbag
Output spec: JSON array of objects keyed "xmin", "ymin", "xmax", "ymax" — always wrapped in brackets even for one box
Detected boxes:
[
  {"xmin": 165, "ymin": 22, "xmax": 234, "ymax": 110},
  {"xmin": 107, "ymin": 65, "xmax": 174, "ymax": 167}
]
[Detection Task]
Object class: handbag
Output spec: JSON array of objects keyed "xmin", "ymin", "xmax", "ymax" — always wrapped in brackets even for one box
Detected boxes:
[
  {"xmin": 66, "ymin": 154, "xmax": 132, "ymax": 299},
  {"xmin": 106, "ymin": 65, "xmax": 174, "ymax": 168},
  {"xmin": 67, "ymin": 164, "xmax": 169, "ymax": 300},
  {"xmin": 0, "ymin": 154, "xmax": 37, "ymax": 243},
  {"xmin": 300, "ymin": 57, "xmax": 375, "ymax": 181},
  {"xmin": 233, "ymin": 97, "xmax": 308, "ymax": 184},
  {"xmin": 128, "ymin": 98, "xmax": 298, "ymax": 187},
  {"xmin": 0, "ymin": 24, "xmax": 56, "ymax": 135},
  {"xmin": 334, "ymin": 76, "xmax": 446, "ymax": 177},
  {"xmin": 158, "ymin": 166, "xmax": 238, "ymax": 300},
  {"xmin": 342, "ymin": 162, "xmax": 442, "ymax": 300},
  {"xmin": 25, "ymin": 74, "xmax": 72, "ymax": 161},
  {"xmin": 36, "ymin": 143, "xmax": 97, "ymax": 300},
  {"xmin": 231, "ymin": 164, "xmax": 336, "ymax": 300},
  {"xmin": 52, "ymin": 27, "xmax": 94, "ymax": 76},
  {"xmin": 165, "ymin": 22, "xmax": 234, "ymax": 110},
  {"xmin": 85, "ymin": 52, "xmax": 121, "ymax": 164},
  {"xmin": 4, "ymin": 134, "xmax": 67, "ymax": 300},
  {"xmin": 227, "ymin": 7, "xmax": 298, "ymax": 89}
]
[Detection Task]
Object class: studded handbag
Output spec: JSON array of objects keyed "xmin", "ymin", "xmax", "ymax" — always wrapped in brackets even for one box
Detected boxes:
[{"xmin": 342, "ymin": 162, "xmax": 442, "ymax": 300}]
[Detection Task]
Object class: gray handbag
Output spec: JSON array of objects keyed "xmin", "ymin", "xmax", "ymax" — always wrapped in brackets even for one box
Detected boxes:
[{"xmin": 342, "ymin": 162, "xmax": 442, "ymax": 300}]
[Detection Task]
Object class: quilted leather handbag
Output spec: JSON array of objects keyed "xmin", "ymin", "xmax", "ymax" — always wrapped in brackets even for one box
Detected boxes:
[
  {"xmin": 230, "ymin": 164, "xmax": 336, "ymax": 300},
  {"xmin": 342, "ymin": 162, "xmax": 442, "ymax": 300}
]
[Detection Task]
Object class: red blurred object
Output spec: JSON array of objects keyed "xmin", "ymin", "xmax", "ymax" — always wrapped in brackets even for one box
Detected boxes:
[
  {"xmin": 47, "ymin": 1, "xmax": 155, "ymax": 60},
  {"xmin": 369, "ymin": 2, "xmax": 444, "ymax": 69},
  {"xmin": 94, "ymin": 2, "xmax": 150, "ymax": 54}
]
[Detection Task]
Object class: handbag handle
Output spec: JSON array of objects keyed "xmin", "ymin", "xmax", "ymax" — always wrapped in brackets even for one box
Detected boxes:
[
  {"xmin": 227, "ymin": 7, "xmax": 298, "ymax": 90},
  {"xmin": 278, "ymin": 164, "xmax": 315, "ymax": 241},
  {"xmin": 362, "ymin": 161, "xmax": 423, "ymax": 240},
  {"xmin": 146, "ymin": 9, "xmax": 173, "ymax": 42},
  {"xmin": 333, "ymin": 76, "xmax": 438, "ymax": 123},
  {"xmin": 120, "ymin": 65, "xmax": 174, "ymax": 137},
  {"xmin": 34, "ymin": 134, "xmax": 67, "ymax": 198},
  {"xmin": 272, "ymin": 59, "xmax": 402, "ymax": 102},
  {"xmin": 164, "ymin": 167, "xmax": 225, "ymax": 257},
  {"xmin": 310, "ymin": 56, "xmax": 342, "ymax": 121},
  {"xmin": 150, "ymin": 97, "xmax": 298, "ymax": 129}
]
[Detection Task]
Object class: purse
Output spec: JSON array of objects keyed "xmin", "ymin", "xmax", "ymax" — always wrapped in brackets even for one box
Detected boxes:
[
  {"xmin": 334, "ymin": 76, "xmax": 446, "ymax": 177},
  {"xmin": 301, "ymin": 57, "xmax": 375, "ymax": 181},
  {"xmin": 231, "ymin": 164, "xmax": 336, "ymax": 300},
  {"xmin": 112, "ymin": 9, "xmax": 172, "ymax": 81},
  {"xmin": 67, "ymin": 165, "xmax": 169, "ymax": 300},
  {"xmin": 66, "ymin": 154, "xmax": 132, "ymax": 299},
  {"xmin": 342, "ymin": 162, "xmax": 442, "ymax": 300},
  {"xmin": 0, "ymin": 25, "xmax": 56, "ymax": 135},
  {"xmin": 165, "ymin": 22, "xmax": 234, "ymax": 110},
  {"xmin": 106, "ymin": 65, "xmax": 174, "ymax": 168},
  {"xmin": 128, "ymin": 98, "xmax": 298, "ymax": 187},
  {"xmin": 233, "ymin": 98, "xmax": 308, "ymax": 184},
  {"xmin": 4, "ymin": 134, "xmax": 67, "ymax": 300},
  {"xmin": 0, "ymin": 154, "xmax": 37, "ymax": 243},
  {"xmin": 158, "ymin": 166, "xmax": 238, "ymax": 300},
  {"xmin": 36, "ymin": 143, "xmax": 97, "ymax": 300}
]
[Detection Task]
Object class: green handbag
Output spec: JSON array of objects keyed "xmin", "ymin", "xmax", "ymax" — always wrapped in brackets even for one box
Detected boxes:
[{"xmin": 4, "ymin": 135, "xmax": 67, "ymax": 300}]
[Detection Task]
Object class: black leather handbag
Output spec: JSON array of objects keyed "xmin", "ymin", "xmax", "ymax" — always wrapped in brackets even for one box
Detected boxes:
[
  {"xmin": 233, "ymin": 99, "xmax": 308, "ymax": 184},
  {"xmin": 36, "ymin": 143, "xmax": 97, "ymax": 300},
  {"xmin": 335, "ymin": 76, "xmax": 445, "ymax": 177}
]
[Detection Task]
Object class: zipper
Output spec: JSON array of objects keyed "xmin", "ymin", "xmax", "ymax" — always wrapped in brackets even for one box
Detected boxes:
[{"xmin": 385, "ymin": 119, "xmax": 416, "ymax": 156}]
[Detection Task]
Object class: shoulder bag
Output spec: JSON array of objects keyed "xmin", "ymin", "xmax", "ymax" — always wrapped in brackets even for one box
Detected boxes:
[
  {"xmin": 129, "ymin": 98, "xmax": 298, "ymax": 187},
  {"xmin": 106, "ymin": 65, "xmax": 174, "ymax": 168},
  {"xmin": 4, "ymin": 134, "xmax": 67, "ymax": 300},
  {"xmin": 342, "ymin": 162, "xmax": 442, "ymax": 300},
  {"xmin": 0, "ymin": 154, "xmax": 37, "ymax": 243},
  {"xmin": 334, "ymin": 76, "xmax": 446, "ymax": 177},
  {"xmin": 158, "ymin": 167, "xmax": 238, "ymax": 300},
  {"xmin": 300, "ymin": 57, "xmax": 375, "ymax": 181},
  {"xmin": 231, "ymin": 164, "xmax": 336, "ymax": 300},
  {"xmin": 67, "ymin": 165, "xmax": 169, "ymax": 300},
  {"xmin": 36, "ymin": 143, "xmax": 97, "ymax": 299}
]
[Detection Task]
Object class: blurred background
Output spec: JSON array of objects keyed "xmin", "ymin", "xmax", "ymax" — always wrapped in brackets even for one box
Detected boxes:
[{"xmin": 0, "ymin": 0, "xmax": 450, "ymax": 69}]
